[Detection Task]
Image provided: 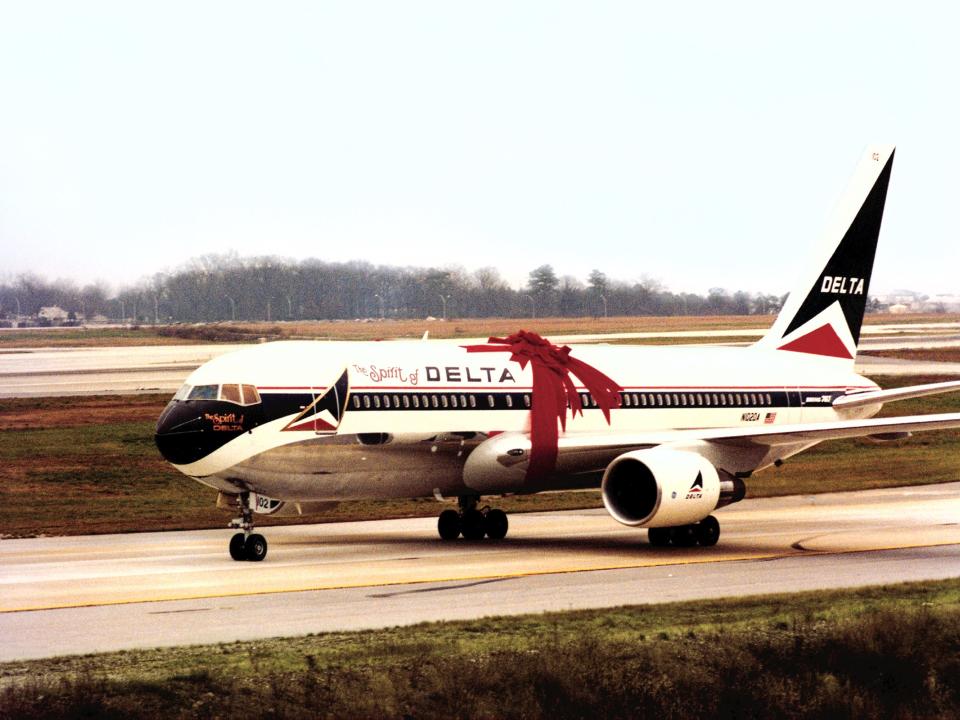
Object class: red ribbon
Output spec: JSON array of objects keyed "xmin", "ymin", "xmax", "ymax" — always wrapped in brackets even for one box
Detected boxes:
[{"xmin": 464, "ymin": 330, "xmax": 622, "ymax": 480}]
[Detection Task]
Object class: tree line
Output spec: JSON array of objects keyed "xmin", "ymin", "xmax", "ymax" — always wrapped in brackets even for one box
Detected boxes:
[{"xmin": 0, "ymin": 254, "xmax": 788, "ymax": 323}]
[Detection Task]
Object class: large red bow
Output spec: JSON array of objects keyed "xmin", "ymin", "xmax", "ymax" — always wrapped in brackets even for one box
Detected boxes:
[{"xmin": 464, "ymin": 330, "xmax": 622, "ymax": 480}]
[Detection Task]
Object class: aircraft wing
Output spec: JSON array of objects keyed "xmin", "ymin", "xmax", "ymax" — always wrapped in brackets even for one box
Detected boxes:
[{"xmin": 471, "ymin": 413, "xmax": 960, "ymax": 484}]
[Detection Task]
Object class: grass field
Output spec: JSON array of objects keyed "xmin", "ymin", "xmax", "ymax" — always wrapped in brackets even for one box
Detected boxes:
[
  {"xmin": 3, "ymin": 578, "xmax": 960, "ymax": 718},
  {"xmin": 0, "ymin": 375, "xmax": 958, "ymax": 538},
  {"xmin": 1, "ymin": 311, "xmax": 957, "ymax": 348}
]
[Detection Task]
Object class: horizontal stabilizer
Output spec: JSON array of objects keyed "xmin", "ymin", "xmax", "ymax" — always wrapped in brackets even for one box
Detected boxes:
[{"xmin": 833, "ymin": 380, "xmax": 960, "ymax": 410}]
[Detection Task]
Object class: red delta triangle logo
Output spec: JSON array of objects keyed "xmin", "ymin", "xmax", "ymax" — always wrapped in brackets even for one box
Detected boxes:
[
  {"xmin": 685, "ymin": 472, "xmax": 704, "ymax": 500},
  {"xmin": 282, "ymin": 369, "xmax": 349, "ymax": 433},
  {"xmin": 777, "ymin": 323, "xmax": 853, "ymax": 360}
]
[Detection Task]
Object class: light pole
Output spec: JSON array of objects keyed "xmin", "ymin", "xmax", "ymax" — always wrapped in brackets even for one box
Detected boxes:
[
  {"xmin": 153, "ymin": 295, "xmax": 159, "ymax": 324},
  {"xmin": 374, "ymin": 293, "xmax": 385, "ymax": 319},
  {"xmin": 600, "ymin": 294, "xmax": 608, "ymax": 319},
  {"xmin": 226, "ymin": 296, "xmax": 236, "ymax": 321},
  {"xmin": 14, "ymin": 296, "xmax": 21, "ymax": 321},
  {"xmin": 439, "ymin": 294, "xmax": 450, "ymax": 321},
  {"xmin": 266, "ymin": 297, "xmax": 272, "ymax": 322},
  {"xmin": 118, "ymin": 300, "xmax": 125, "ymax": 323},
  {"xmin": 286, "ymin": 296, "xmax": 293, "ymax": 318},
  {"xmin": 524, "ymin": 294, "xmax": 535, "ymax": 319}
]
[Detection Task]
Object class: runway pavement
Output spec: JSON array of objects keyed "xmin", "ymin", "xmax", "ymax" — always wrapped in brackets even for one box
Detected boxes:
[
  {"xmin": 3, "ymin": 322, "xmax": 960, "ymax": 397},
  {"xmin": 2, "ymin": 482, "xmax": 959, "ymax": 662}
]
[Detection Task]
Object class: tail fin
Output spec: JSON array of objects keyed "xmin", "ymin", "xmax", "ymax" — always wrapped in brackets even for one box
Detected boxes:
[{"xmin": 755, "ymin": 145, "xmax": 895, "ymax": 362}]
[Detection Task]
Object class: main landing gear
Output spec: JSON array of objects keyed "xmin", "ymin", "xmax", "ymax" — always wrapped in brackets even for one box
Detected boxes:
[
  {"xmin": 647, "ymin": 515, "xmax": 720, "ymax": 548},
  {"xmin": 437, "ymin": 496, "xmax": 509, "ymax": 541},
  {"xmin": 229, "ymin": 492, "xmax": 268, "ymax": 561}
]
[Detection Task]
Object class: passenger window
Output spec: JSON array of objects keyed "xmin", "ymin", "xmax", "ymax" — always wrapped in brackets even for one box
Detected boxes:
[
  {"xmin": 431, "ymin": 395, "xmax": 439, "ymax": 408},
  {"xmin": 450, "ymin": 395, "xmax": 458, "ymax": 408},
  {"xmin": 656, "ymin": 394, "xmax": 663, "ymax": 406},
  {"xmin": 403, "ymin": 395, "xmax": 410, "ymax": 408},
  {"xmin": 641, "ymin": 394, "xmax": 647, "ymax": 407},
  {"xmin": 393, "ymin": 395, "xmax": 400, "ymax": 408},
  {"xmin": 487, "ymin": 394, "xmax": 495, "ymax": 408},
  {"xmin": 363, "ymin": 396, "xmax": 371, "ymax": 409},
  {"xmin": 422, "ymin": 394, "xmax": 429, "ymax": 407},
  {"xmin": 352, "ymin": 396, "xmax": 360, "ymax": 409},
  {"xmin": 623, "ymin": 394, "xmax": 631, "ymax": 407},
  {"xmin": 766, "ymin": 393, "xmax": 773, "ymax": 405},
  {"xmin": 383, "ymin": 395, "xmax": 391, "ymax": 409},
  {"xmin": 469, "ymin": 395, "xmax": 476, "ymax": 408},
  {"xmin": 506, "ymin": 395, "xmax": 514, "ymax": 408},
  {"xmin": 188, "ymin": 384, "xmax": 218, "ymax": 401},
  {"xmin": 412, "ymin": 395, "xmax": 420, "ymax": 408},
  {"xmin": 523, "ymin": 394, "xmax": 531, "ymax": 408},
  {"xmin": 460, "ymin": 394, "xmax": 467, "ymax": 407},
  {"xmin": 374, "ymin": 396, "xmax": 381, "ymax": 409}
]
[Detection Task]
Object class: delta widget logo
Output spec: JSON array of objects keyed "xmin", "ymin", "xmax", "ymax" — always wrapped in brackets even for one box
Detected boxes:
[{"xmin": 685, "ymin": 472, "xmax": 704, "ymax": 500}]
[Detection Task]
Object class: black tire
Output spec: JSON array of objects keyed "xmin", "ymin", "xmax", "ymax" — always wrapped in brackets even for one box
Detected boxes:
[
  {"xmin": 670, "ymin": 525, "xmax": 698, "ymax": 547},
  {"xmin": 229, "ymin": 532, "xmax": 247, "ymax": 561},
  {"xmin": 438, "ymin": 509, "xmax": 461, "ymax": 540},
  {"xmin": 695, "ymin": 516, "xmax": 721, "ymax": 547},
  {"xmin": 647, "ymin": 527, "xmax": 671, "ymax": 547},
  {"xmin": 484, "ymin": 509, "xmax": 509, "ymax": 540},
  {"xmin": 244, "ymin": 533, "xmax": 268, "ymax": 562},
  {"xmin": 461, "ymin": 509, "xmax": 486, "ymax": 541}
]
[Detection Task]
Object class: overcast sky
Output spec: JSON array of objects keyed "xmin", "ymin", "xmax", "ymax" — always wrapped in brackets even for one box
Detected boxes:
[{"xmin": 1, "ymin": 2, "xmax": 957, "ymax": 296}]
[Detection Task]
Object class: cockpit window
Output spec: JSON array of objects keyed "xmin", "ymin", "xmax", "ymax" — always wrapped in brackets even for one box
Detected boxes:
[
  {"xmin": 173, "ymin": 384, "xmax": 192, "ymax": 401},
  {"xmin": 214, "ymin": 383, "xmax": 262, "ymax": 405},
  {"xmin": 187, "ymin": 384, "xmax": 219, "ymax": 401},
  {"xmin": 241, "ymin": 384, "xmax": 261, "ymax": 405},
  {"xmin": 219, "ymin": 384, "xmax": 243, "ymax": 404}
]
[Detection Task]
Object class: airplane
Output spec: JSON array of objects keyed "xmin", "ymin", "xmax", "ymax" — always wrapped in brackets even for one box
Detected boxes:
[{"xmin": 155, "ymin": 144, "xmax": 960, "ymax": 561}]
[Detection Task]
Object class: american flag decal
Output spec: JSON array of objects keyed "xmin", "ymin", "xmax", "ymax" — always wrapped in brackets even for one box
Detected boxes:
[{"xmin": 764, "ymin": 412, "xmax": 777, "ymax": 424}]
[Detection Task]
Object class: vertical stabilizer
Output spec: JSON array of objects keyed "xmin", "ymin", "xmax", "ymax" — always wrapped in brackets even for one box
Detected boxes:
[{"xmin": 755, "ymin": 145, "xmax": 895, "ymax": 363}]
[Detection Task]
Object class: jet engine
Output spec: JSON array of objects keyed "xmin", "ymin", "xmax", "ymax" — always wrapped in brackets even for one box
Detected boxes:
[{"xmin": 601, "ymin": 447, "xmax": 741, "ymax": 528}]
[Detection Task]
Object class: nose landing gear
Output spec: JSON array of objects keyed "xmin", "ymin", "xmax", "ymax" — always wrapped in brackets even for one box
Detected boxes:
[
  {"xmin": 229, "ymin": 492, "xmax": 268, "ymax": 561},
  {"xmin": 437, "ymin": 496, "xmax": 509, "ymax": 541}
]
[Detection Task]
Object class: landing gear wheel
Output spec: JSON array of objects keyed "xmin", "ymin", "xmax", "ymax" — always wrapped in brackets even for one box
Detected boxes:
[
  {"xmin": 695, "ymin": 516, "xmax": 720, "ymax": 547},
  {"xmin": 244, "ymin": 533, "xmax": 268, "ymax": 562},
  {"xmin": 647, "ymin": 527, "xmax": 671, "ymax": 547},
  {"xmin": 670, "ymin": 524, "xmax": 698, "ymax": 547},
  {"xmin": 229, "ymin": 532, "xmax": 247, "ymax": 561},
  {"xmin": 484, "ymin": 509, "xmax": 509, "ymax": 540},
  {"xmin": 461, "ymin": 509, "xmax": 486, "ymax": 541},
  {"xmin": 438, "ymin": 509, "xmax": 461, "ymax": 540}
]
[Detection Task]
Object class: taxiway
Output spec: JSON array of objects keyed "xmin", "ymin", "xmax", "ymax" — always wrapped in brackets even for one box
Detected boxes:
[
  {"xmin": 3, "ymin": 322, "xmax": 960, "ymax": 398},
  {"xmin": 2, "ymin": 482, "xmax": 959, "ymax": 662}
]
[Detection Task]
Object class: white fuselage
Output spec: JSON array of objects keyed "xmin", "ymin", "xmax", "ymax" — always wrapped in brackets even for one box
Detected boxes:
[{"xmin": 158, "ymin": 340, "xmax": 879, "ymax": 502}]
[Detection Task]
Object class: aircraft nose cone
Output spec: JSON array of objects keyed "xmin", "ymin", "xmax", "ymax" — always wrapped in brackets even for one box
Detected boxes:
[
  {"xmin": 155, "ymin": 400, "xmax": 251, "ymax": 466},
  {"xmin": 154, "ymin": 401, "xmax": 207, "ymax": 465}
]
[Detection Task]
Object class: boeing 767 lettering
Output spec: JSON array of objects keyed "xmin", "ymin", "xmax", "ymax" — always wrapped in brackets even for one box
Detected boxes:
[{"xmin": 155, "ymin": 145, "xmax": 960, "ymax": 561}]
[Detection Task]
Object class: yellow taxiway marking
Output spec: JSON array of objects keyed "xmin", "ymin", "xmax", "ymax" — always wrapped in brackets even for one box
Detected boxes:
[{"xmin": 5, "ymin": 539, "xmax": 959, "ymax": 615}]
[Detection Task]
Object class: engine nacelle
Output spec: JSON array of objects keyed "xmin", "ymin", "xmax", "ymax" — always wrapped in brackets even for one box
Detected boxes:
[{"xmin": 601, "ymin": 448, "xmax": 721, "ymax": 528}]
